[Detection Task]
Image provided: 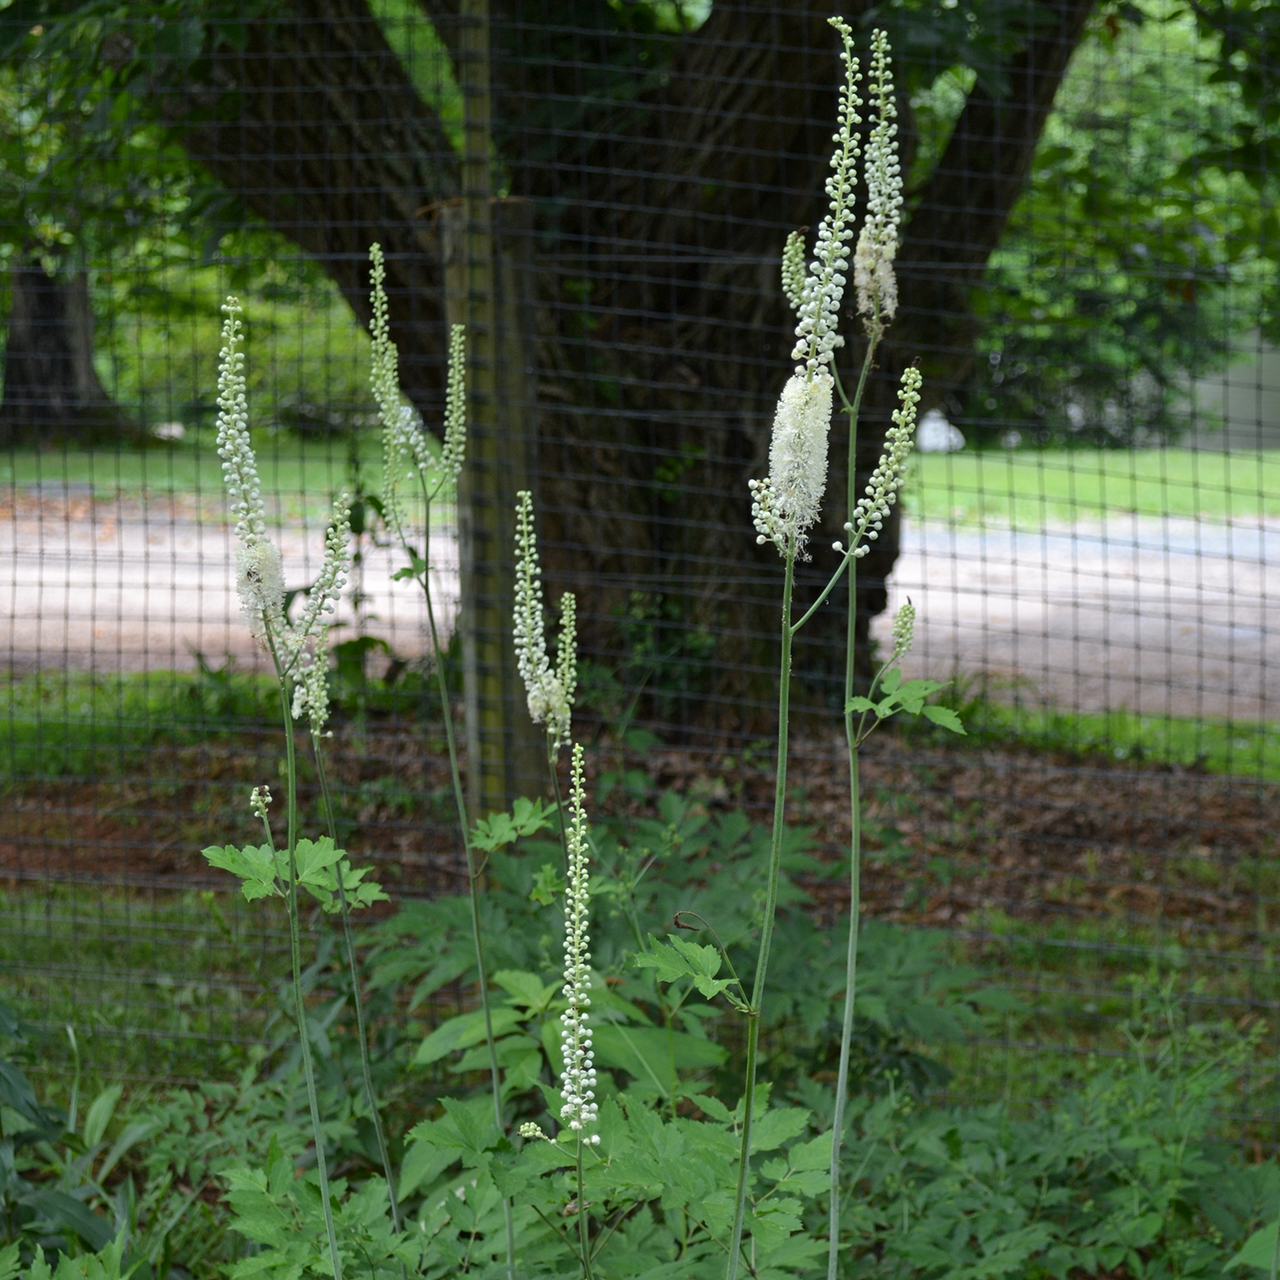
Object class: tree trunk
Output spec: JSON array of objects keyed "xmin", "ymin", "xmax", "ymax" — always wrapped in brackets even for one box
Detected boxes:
[{"xmin": 0, "ymin": 255, "xmax": 129, "ymax": 446}]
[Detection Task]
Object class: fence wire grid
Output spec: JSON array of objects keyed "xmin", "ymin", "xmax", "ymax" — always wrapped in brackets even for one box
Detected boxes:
[{"xmin": 1, "ymin": 0, "xmax": 1279, "ymax": 1129}]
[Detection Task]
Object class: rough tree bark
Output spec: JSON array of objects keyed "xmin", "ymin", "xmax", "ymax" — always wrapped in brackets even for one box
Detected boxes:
[
  {"xmin": 0, "ymin": 254, "xmax": 130, "ymax": 446},
  {"xmin": 146, "ymin": 0, "xmax": 1096, "ymax": 724}
]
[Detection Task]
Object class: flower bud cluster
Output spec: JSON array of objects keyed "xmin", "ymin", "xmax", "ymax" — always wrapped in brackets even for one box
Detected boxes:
[
  {"xmin": 439, "ymin": 323, "xmax": 467, "ymax": 483},
  {"xmin": 250, "ymin": 785, "xmax": 272, "ymax": 821},
  {"xmin": 789, "ymin": 18, "xmax": 862, "ymax": 377},
  {"xmin": 844, "ymin": 366, "xmax": 922, "ymax": 559},
  {"xmin": 781, "ymin": 229, "xmax": 806, "ymax": 316},
  {"xmin": 559, "ymin": 744, "xmax": 599, "ymax": 1139},
  {"xmin": 854, "ymin": 29, "xmax": 903, "ymax": 332},
  {"xmin": 891, "ymin": 598, "xmax": 916, "ymax": 660},
  {"xmin": 513, "ymin": 491, "xmax": 576, "ymax": 749}
]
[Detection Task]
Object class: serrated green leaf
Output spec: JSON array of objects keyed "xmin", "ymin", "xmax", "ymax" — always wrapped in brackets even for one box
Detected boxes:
[
  {"xmin": 922, "ymin": 704, "xmax": 966, "ymax": 733},
  {"xmin": 749, "ymin": 1107, "xmax": 810, "ymax": 1153}
]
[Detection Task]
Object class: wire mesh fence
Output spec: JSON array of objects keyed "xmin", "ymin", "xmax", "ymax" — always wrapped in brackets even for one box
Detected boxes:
[{"xmin": 1, "ymin": 0, "xmax": 1278, "ymax": 1131}]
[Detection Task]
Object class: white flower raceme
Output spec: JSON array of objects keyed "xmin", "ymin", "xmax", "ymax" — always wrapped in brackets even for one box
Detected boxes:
[
  {"xmin": 215, "ymin": 300, "xmax": 267, "ymax": 548},
  {"xmin": 513, "ymin": 491, "xmax": 575, "ymax": 749},
  {"xmin": 234, "ymin": 539, "xmax": 285, "ymax": 640},
  {"xmin": 214, "ymin": 296, "xmax": 352, "ymax": 727},
  {"xmin": 753, "ymin": 18, "xmax": 860, "ymax": 556},
  {"xmin": 217, "ymin": 300, "xmax": 285, "ymax": 639},
  {"xmin": 370, "ymin": 245, "xmax": 467, "ymax": 521},
  {"xmin": 841, "ymin": 366, "xmax": 922, "ymax": 559},
  {"xmin": 282, "ymin": 494, "xmax": 352, "ymax": 668},
  {"xmin": 559, "ymin": 744, "xmax": 599, "ymax": 1140},
  {"xmin": 790, "ymin": 18, "xmax": 862, "ymax": 377},
  {"xmin": 750, "ymin": 370, "xmax": 834, "ymax": 552},
  {"xmin": 438, "ymin": 323, "xmax": 467, "ymax": 484},
  {"xmin": 854, "ymin": 29, "xmax": 903, "ymax": 331}
]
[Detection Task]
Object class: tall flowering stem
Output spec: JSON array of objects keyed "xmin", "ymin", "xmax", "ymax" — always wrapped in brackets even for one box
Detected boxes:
[
  {"xmin": 214, "ymin": 300, "xmax": 344, "ymax": 1280},
  {"xmin": 559, "ymin": 744, "xmax": 599, "ymax": 1277},
  {"xmin": 729, "ymin": 18, "xmax": 860, "ymax": 1279},
  {"xmin": 368, "ymin": 248, "xmax": 516, "ymax": 1279}
]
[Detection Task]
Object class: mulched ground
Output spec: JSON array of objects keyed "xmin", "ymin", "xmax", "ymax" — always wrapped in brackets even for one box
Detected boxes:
[{"xmin": 3, "ymin": 715, "xmax": 1272, "ymax": 952}]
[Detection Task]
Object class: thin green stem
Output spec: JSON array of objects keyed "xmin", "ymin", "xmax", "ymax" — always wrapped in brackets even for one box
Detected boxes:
[
  {"xmin": 726, "ymin": 550, "xmax": 796, "ymax": 1280},
  {"xmin": 267, "ymin": 641, "xmax": 343, "ymax": 1280},
  {"xmin": 828, "ymin": 340, "xmax": 876, "ymax": 1280},
  {"xmin": 415, "ymin": 491, "xmax": 516, "ymax": 1280},
  {"xmin": 549, "ymin": 743, "xmax": 571, "ymax": 873},
  {"xmin": 310, "ymin": 737, "xmax": 403, "ymax": 1234},
  {"xmin": 791, "ymin": 552, "xmax": 853, "ymax": 635},
  {"xmin": 576, "ymin": 1135, "xmax": 594, "ymax": 1279}
]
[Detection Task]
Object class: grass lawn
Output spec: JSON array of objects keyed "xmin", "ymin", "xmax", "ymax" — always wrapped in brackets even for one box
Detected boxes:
[
  {"xmin": 0, "ymin": 430, "xmax": 390, "ymax": 514},
  {"xmin": 911, "ymin": 447, "xmax": 1280, "ymax": 525}
]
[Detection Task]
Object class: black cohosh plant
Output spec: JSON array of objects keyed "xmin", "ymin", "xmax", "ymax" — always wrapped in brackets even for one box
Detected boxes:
[{"xmin": 197, "ymin": 20, "xmax": 980, "ymax": 1280}]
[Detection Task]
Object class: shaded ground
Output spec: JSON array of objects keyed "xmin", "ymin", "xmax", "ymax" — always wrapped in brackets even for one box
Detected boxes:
[{"xmin": 2, "ymin": 713, "xmax": 1271, "ymax": 950}]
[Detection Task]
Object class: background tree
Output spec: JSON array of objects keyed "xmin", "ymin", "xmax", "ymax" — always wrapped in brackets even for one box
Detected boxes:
[{"xmin": 5, "ymin": 0, "xmax": 1273, "ymax": 716}]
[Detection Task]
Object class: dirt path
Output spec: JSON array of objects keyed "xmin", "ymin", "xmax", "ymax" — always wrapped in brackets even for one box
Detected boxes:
[{"xmin": 1, "ymin": 493, "xmax": 455, "ymax": 672}]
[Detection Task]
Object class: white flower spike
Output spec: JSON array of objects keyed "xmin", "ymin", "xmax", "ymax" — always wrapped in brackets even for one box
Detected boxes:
[
  {"xmin": 847, "ymin": 365, "xmax": 922, "ymax": 559},
  {"xmin": 215, "ymin": 296, "xmax": 351, "ymax": 722},
  {"xmin": 790, "ymin": 18, "xmax": 862, "ymax": 378},
  {"xmin": 513, "ymin": 491, "xmax": 574, "ymax": 750},
  {"xmin": 854, "ymin": 29, "xmax": 903, "ymax": 332},
  {"xmin": 753, "ymin": 18, "xmax": 862, "ymax": 557},
  {"xmin": 559, "ymin": 744, "xmax": 599, "ymax": 1138},
  {"xmin": 370, "ymin": 245, "xmax": 467, "ymax": 520}
]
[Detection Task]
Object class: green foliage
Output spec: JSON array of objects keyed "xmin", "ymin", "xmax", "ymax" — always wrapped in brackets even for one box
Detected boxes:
[
  {"xmin": 202, "ymin": 837, "xmax": 388, "ymax": 915},
  {"xmin": 221, "ymin": 1139, "xmax": 419, "ymax": 1280},
  {"xmin": 834, "ymin": 1005, "xmax": 1267, "ymax": 1279},
  {"xmin": 846, "ymin": 669, "xmax": 965, "ymax": 737},
  {"xmin": 961, "ymin": 0, "xmax": 1280, "ymax": 446}
]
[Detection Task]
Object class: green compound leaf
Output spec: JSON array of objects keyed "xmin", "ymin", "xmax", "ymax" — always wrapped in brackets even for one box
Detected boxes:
[
  {"xmin": 202, "ymin": 842, "xmax": 281, "ymax": 903},
  {"xmin": 634, "ymin": 934, "xmax": 739, "ymax": 1001},
  {"xmin": 472, "ymin": 797, "xmax": 557, "ymax": 852}
]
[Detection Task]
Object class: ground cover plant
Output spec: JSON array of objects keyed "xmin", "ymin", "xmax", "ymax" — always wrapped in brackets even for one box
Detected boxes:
[{"xmin": 8, "ymin": 20, "xmax": 1280, "ymax": 1280}]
